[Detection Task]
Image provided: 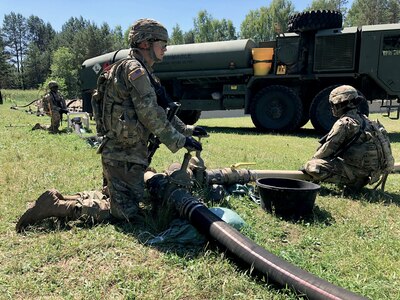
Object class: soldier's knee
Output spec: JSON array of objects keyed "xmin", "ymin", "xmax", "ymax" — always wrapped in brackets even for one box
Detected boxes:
[
  {"xmin": 303, "ymin": 160, "xmax": 319, "ymax": 175},
  {"xmin": 303, "ymin": 159, "xmax": 332, "ymax": 181}
]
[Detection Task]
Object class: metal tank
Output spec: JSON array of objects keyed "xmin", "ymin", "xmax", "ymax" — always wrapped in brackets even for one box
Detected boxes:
[
  {"xmin": 154, "ymin": 39, "xmax": 257, "ymax": 73},
  {"xmin": 79, "ymin": 39, "xmax": 256, "ymax": 92}
]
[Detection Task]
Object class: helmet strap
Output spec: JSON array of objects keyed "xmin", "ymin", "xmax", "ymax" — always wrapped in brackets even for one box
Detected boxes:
[
  {"xmin": 331, "ymin": 101, "xmax": 355, "ymax": 117},
  {"xmin": 149, "ymin": 42, "xmax": 162, "ymax": 63},
  {"xmin": 134, "ymin": 40, "xmax": 160, "ymax": 64}
]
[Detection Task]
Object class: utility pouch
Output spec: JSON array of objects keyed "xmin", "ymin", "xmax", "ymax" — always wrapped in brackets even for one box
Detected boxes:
[{"xmin": 114, "ymin": 110, "xmax": 143, "ymax": 146}]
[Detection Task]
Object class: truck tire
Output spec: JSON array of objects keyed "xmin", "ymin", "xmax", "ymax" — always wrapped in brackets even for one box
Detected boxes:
[
  {"xmin": 287, "ymin": 10, "xmax": 342, "ymax": 33},
  {"xmin": 178, "ymin": 110, "xmax": 202, "ymax": 125},
  {"xmin": 250, "ymin": 85, "xmax": 303, "ymax": 132},
  {"xmin": 310, "ymin": 85, "xmax": 369, "ymax": 134}
]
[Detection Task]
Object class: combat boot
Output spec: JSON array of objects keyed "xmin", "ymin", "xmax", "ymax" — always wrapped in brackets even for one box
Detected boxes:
[
  {"xmin": 31, "ymin": 123, "xmax": 42, "ymax": 130},
  {"xmin": 16, "ymin": 189, "xmax": 78, "ymax": 232}
]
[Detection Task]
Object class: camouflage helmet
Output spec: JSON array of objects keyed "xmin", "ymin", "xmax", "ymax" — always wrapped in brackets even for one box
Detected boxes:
[
  {"xmin": 128, "ymin": 18, "xmax": 168, "ymax": 47},
  {"xmin": 48, "ymin": 81, "xmax": 58, "ymax": 89},
  {"xmin": 329, "ymin": 85, "xmax": 360, "ymax": 117},
  {"xmin": 329, "ymin": 85, "xmax": 358, "ymax": 106}
]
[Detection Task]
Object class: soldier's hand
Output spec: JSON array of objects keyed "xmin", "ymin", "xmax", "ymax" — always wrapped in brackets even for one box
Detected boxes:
[
  {"xmin": 59, "ymin": 108, "xmax": 69, "ymax": 114},
  {"xmin": 192, "ymin": 126, "xmax": 208, "ymax": 137},
  {"xmin": 184, "ymin": 137, "xmax": 202, "ymax": 152}
]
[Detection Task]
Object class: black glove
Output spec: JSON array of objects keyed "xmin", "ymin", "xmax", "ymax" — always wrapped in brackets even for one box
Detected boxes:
[
  {"xmin": 192, "ymin": 126, "xmax": 208, "ymax": 137},
  {"xmin": 59, "ymin": 108, "xmax": 69, "ymax": 114},
  {"xmin": 184, "ymin": 137, "xmax": 202, "ymax": 152}
]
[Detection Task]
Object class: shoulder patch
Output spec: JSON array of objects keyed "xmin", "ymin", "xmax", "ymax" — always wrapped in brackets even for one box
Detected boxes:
[{"xmin": 128, "ymin": 67, "xmax": 145, "ymax": 82}]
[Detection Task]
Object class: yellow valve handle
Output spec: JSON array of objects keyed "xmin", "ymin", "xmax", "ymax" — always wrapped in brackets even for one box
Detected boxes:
[{"xmin": 230, "ymin": 162, "xmax": 256, "ymax": 169}]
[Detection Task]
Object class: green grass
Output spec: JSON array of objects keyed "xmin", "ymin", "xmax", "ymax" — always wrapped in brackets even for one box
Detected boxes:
[
  {"xmin": 2, "ymin": 89, "xmax": 45, "ymax": 105},
  {"xmin": 1, "ymin": 92, "xmax": 399, "ymax": 300}
]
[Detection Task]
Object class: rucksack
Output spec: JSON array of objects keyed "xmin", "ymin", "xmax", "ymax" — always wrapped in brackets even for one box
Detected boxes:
[
  {"xmin": 91, "ymin": 57, "xmax": 173, "ymax": 139},
  {"xmin": 366, "ymin": 119, "xmax": 394, "ymax": 188},
  {"xmin": 91, "ymin": 58, "xmax": 128, "ymax": 137},
  {"xmin": 333, "ymin": 115, "xmax": 394, "ymax": 190}
]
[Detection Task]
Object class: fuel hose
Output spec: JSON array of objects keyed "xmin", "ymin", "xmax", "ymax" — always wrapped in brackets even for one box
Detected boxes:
[{"xmin": 169, "ymin": 188, "xmax": 367, "ymax": 300}]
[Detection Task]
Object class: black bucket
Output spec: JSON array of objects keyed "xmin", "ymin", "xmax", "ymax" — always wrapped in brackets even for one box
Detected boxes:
[{"xmin": 256, "ymin": 177, "xmax": 320, "ymax": 218}]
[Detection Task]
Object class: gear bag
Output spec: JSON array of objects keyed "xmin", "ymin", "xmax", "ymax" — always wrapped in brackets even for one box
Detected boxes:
[
  {"xmin": 91, "ymin": 57, "xmax": 173, "ymax": 141},
  {"xmin": 91, "ymin": 59, "xmax": 128, "ymax": 137},
  {"xmin": 328, "ymin": 116, "xmax": 394, "ymax": 189},
  {"xmin": 366, "ymin": 119, "xmax": 394, "ymax": 185}
]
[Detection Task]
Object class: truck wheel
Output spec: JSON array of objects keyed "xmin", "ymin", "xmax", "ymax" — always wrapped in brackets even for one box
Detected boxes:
[
  {"xmin": 177, "ymin": 110, "xmax": 202, "ymax": 125},
  {"xmin": 310, "ymin": 86, "xmax": 369, "ymax": 134},
  {"xmin": 287, "ymin": 10, "xmax": 342, "ymax": 33},
  {"xmin": 250, "ymin": 85, "xmax": 303, "ymax": 132}
]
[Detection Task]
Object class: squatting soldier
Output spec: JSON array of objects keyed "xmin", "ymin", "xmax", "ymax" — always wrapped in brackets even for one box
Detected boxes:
[
  {"xmin": 42, "ymin": 81, "xmax": 67, "ymax": 133},
  {"xmin": 303, "ymin": 85, "xmax": 394, "ymax": 191}
]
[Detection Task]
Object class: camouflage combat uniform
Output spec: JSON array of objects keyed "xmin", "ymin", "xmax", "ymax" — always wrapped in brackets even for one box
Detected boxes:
[
  {"xmin": 15, "ymin": 19, "xmax": 203, "ymax": 232},
  {"xmin": 100, "ymin": 49, "xmax": 193, "ymax": 221},
  {"xmin": 304, "ymin": 109, "xmax": 381, "ymax": 189},
  {"xmin": 42, "ymin": 90, "xmax": 67, "ymax": 133},
  {"xmin": 74, "ymin": 190, "xmax": 111, "ymax": 222}
]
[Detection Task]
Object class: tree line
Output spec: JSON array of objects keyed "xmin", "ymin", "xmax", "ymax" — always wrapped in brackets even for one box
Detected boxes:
[{"xmin": 1, "ymin": 0, "xmax": 399, "ymax": 98}]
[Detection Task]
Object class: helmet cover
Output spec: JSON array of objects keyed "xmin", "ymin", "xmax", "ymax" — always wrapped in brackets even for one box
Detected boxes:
[
  {"xmin": 128, "ymin": 18, "xmax": 168, "ymax": 47},
  {"xmin": 48, "ymin": 81, "xmax": 58, "ymax": 89},
  {"xmin": 329, "ymin": 85, "xmax": 358, "ymax": 105}
]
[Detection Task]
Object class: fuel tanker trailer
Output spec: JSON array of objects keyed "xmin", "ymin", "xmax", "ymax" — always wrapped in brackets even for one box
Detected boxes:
[{"xmin": 78, "ymin": 10, "xmax": 400, "ymax": 133}]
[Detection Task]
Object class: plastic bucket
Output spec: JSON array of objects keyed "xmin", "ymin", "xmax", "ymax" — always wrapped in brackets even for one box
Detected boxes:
[
  {"xmin": 256, "ymin": 177, "xmax": 320, "ymax": 218},
  {"xmin": 252, "ymin": 48, "xmax": 274, "ymax": 76}
]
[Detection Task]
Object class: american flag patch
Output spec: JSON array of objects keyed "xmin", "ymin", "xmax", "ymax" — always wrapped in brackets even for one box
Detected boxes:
[{"xmin": 129, "ymin": 67, "xmax": 145, "ymax": 81}]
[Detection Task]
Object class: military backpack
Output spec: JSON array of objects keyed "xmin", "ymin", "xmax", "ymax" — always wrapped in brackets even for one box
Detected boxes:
[
  {"xmin": 91, "ymin": 59, "xmax": 128, "ymax": 137},
  {"xmin": 366, "ymin": 119, "xmax": 394, "ymax": 184}
]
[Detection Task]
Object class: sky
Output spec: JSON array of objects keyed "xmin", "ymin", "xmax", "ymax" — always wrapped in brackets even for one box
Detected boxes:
[{"xmin": 0, "ymin": 0, "xmax": 316, "ymax": 34}]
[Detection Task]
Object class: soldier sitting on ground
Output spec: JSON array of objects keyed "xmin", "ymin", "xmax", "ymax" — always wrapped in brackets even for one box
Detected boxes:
[{"xmin": 303, "ymin": 85, "xmax": 394, "ymax": 191}]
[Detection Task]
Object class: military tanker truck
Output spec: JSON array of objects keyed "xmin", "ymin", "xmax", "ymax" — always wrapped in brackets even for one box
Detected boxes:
[{"xmin": 78, "ymin": 11, "xmax": 400, "ymax": 133}]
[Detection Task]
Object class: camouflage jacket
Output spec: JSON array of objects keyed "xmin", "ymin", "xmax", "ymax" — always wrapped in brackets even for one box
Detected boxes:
[
  {"xmin": 313, "ymin": 109, "xmax": 380, "ymax": 170},
  {"xmin": 101, "ymin": 50, "xmax": 191, "ymax": 166},
  {"xmin": 42, "ymin": 91, "xmax": 66, "ymax": 113}
]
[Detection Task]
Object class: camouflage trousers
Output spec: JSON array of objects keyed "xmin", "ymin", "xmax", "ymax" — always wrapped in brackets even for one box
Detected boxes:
[
  {"xmin": 304, "ymin": 157, "xmax": 370, "ymax": 189},
  {"xmin": 102, "ymin": 157, "xmax": 146, "ymax": 221},
  {"xmin": 74, "ymin": 190, "xmax": 111, "ymax": 222},
  {"xmin": 50, "ymin": 110, "xmax": 61, "ymax": 133}
]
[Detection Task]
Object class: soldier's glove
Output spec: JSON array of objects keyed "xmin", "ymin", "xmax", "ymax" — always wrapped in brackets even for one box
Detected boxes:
[
  {"xmin": 192, "ymin": 126, "xmax": 208, "ymax": 137},
  {"xmin": 60, "ymin": 108, "xmax": 69, "ymax": 114},
  {"xmin": 184, "ymin": 137, "xmax": 202, "ymax": 152}
]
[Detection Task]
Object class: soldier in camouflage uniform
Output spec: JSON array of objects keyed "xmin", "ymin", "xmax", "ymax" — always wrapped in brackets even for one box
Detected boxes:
[
  {"xmin": 16, "ymin": 19, "xmax": 206, "ymax": 232},
  {"xmin": 99, "ymin": 18, "xmax": 205, "ymax": 221},
  {"xmin": 303, "ymin": 85, "xmax": 392, "ymax": 190},
  {"xmin": 41, "ymin": 81, "xmax": 68, "ymax": 133}
]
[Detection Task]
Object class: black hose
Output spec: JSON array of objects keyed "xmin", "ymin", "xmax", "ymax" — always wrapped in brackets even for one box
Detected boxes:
[
  {"xmin": 11, "ymin": 98, "xmax": 40, "ymax": 108},
  {"xmin": 169, "ymin": 188, "xmax": 368, "ymax": 300},
  {"xmin": 66, "ymin": 99, "xmax": 78, "ymax": 107}
]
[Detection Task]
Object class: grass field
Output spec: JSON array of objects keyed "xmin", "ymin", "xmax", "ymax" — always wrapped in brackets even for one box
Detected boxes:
[{"xmin": 1, "ymin": 91, "xmax": 399, "ymax": 299}]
